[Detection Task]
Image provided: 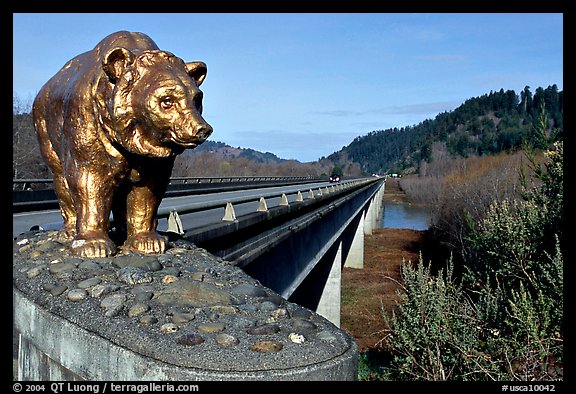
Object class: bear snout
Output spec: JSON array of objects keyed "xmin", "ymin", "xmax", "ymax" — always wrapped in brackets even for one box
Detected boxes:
[
  {"xmin": 195, "ymin": 123, "xmax": 213, "ymax": 142},
  {"xmin": 170, "ymin": 122, "xmax": 212, "ymax": 147}
]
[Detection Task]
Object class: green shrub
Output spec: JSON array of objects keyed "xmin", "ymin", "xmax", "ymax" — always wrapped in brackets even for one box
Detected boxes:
[
  {"xmin": 383, "ymin": 141, "xmax": 563, "ymax": 381},
  {"xmin": 383, "ymin": 257, "xmax": 488, "ymax": 380}
]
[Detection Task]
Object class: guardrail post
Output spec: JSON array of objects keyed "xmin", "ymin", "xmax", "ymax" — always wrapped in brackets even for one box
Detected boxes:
[
  {"xmin": 296, "ymin": 191, "xmax": 304, "ymax": 202},
  {"xmin": 222, "ymin": 202, "xmax": 237, "ymax": 221},
  {"xmin": 279, "ymin": 194, "xmax": 289, "ymax": 206},
  {"xmin": 257, "ymin": 197, "xmax": 268, "ymax": 212},
  {"xmin": 307, "ymin": 190, "xmax": 315, "ymax": 199},
  {"xmin": 167, "ymin": 209, "xmax": 184, "ymax": 235}
]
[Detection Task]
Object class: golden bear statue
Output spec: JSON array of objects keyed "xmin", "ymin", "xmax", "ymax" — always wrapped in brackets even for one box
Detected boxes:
[{"xmin": 33, "ymin": 31, "xmax": 213, "ymax": 258}]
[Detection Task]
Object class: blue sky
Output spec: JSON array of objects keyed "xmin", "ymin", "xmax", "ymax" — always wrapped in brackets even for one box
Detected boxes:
[{"xmin": 13, "ymin": 13, "xmax": 563, "ymax": 162}]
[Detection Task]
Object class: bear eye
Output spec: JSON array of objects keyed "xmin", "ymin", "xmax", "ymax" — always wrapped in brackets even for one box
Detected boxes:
[
  {"xmin": 160, "ymin": 98, "xmax": 174, "ymax": 110},
  {"xmin": 193, "ymin": 93, "xmax": 203, "ymax": 111}
]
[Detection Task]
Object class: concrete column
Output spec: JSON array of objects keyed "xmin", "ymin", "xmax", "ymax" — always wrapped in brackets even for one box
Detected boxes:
[
  {"xmin": 364, "ymin": 201, "xmax": 374, "ymax": 235},
  {"xmin": 364, "ymin": 183, "xmax": 385, "ymax": 234},
  {"xmin": 315, "ymin": 242, "xmax": 342, "ymax": 327},
  {"xmin": 344, "ymin": 212, "xmax": 364, "ymax": 269}
]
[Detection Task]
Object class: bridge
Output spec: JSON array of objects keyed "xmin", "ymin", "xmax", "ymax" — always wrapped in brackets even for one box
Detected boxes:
[
  {"xmin": 13, "ymin": 176, "xmax": 385, "ymax": 380},
  {"xmin": 13, "ymin": 176, "xmax": 385, "ymax": 326}
]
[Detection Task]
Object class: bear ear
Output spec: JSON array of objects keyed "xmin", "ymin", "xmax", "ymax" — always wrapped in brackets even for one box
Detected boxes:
[
  {"xmin": 185, "ymin": 62, "xmax": 207, "ymax": 86},
  {"xmin": 102, "ymin": 47, "xmax": 135, "ymax": 83}
]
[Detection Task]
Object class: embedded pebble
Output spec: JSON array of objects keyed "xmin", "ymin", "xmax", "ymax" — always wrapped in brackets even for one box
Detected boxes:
[
  {"xmin": 78, "ymin": 261, "xmax": 101, "ymax": 270},
  {"xmin": 27, "ymin": 264, "xmax": 47, "ymax": 278},
  {"xmin": 35, "ymin": 239, "xmax": 63, "ymax": 252},
  {"xmin": 197, "ymin": 322, "xmax": 225, "ymax": 333},
  {"xmin": 104, "ymin": 304, "xmax": 124, "ymax": 317},
  {"xmin": 246, "ymin": 324, "xmax": 280, "ymax": 335},
  {"xmin": 316, "ymin": 330, "xmax": 338, "ymax": 342},
  {"xmin": 167, "ymin": 247, "xmax": 190, "ymax": 255},
  {"xmin": 288, "ymin": 332, "xmax": 306, "ymax": 344},
  {"xmin": 239, "ymin": 304, "xmax": 259, "ymax": 313},
  {"xmin": 215, "ymin": 333, "xmax": 239, "ymax": 346},
  {"xmin": 113, "ymin": 255, "xmax": 162, "ymax": 271},
  {"xmin": 100, "ymin": 293, "xmax": 127, "ymax": 309},
  {"xmin": 172, "ymin": 312, "xmax": 195, "ymax": 324},
  {"xmin": 259, "ymin": 301, "xmax": 277, "ymax": 312},
  {"xmin": 270, "ymin": 308, "xmax": 289, "ymax": 319},
  {"xmin": 117, "ymin": 267, "xmax": 153, "ymax": 285},
  {"xmin": 230, "ymin": 284, "xmax": 267, "ymax": 298},
  {"xmin": 77, "ymin": 277, "xmax": 101, "ymax": 289},
  {"xmin": 139, "ymin": 315, "xmax": 158, "ymax": 325},
  {"xmin": 49, "ymin": 262, "xmax": 76, "ymax": 274},
  {"xmin": 249, "ymin": 340, "xmax": 283, "ymax": 352},
  {"xmin": 262, "ymin": 294, "xmax": 284, "ymax": 306},
  {"xmin": 162, "ymin": 267, "xmax": 181, "ymax": 277},
  {"xmin": 50, "ymin": 285, "xmax": 68, "ymax": 297},
  {"xmin": 191, "ymin": 271, "xmax": 210, "ymax": 281},
  {"xmin": 19, "ymin": 243, "xmax": 32, "ymax": 253},
  {"xmin": 67, "ymin": 289, "xmax": 88, "ymax": 302},
  {"xmin": 128, "ymin": 303, "xmax": 150, "ymax": 318},
  {"xmin": 161, "ymin": 275, "xmax": 178, "ymax": 284},
  {"xmin": 176, "ymin": 333, "xmax": 205, "ymax": 346},
  {"xmin": 231, "ymin": 317, "xmax": 255, "ymax": 330},
  {"xmin": 160, "ymin": 323, "xmax": 179, "ymax": 333},
  {"xmin": 289, "ymin": 307, "xmax": 312, "ymax": 320},
  {"xmin": 91, "ymin": 284, "xmax": 119, "ymax": 298},
  {"xmin": 30, "ymin": 250, "xmax": 41, "ymax": 258},
  {"xmin": 16, "ymin": 238, "xmax": 29, "ymax": 246},
  {"xmin": 291, "ymin": 318, "xmax": 317, "ymax": 332},
  {"xmin": 209, "ymin": 306, "xmax": 238, "ymax": 315},
  {"xmin": 134, "ymin": 291, "xmax": 154, "ymax": 303}
]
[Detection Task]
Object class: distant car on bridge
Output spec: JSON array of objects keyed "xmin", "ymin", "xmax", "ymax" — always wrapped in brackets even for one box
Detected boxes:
[{"xmin": 329, "ymin": 174, "xmax": 341, "ymax": 183}]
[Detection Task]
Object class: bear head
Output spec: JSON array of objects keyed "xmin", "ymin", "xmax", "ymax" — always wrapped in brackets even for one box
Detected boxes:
[{"xmin": 102, "ymin": 47, "xmax": 213, "ymax": 158}]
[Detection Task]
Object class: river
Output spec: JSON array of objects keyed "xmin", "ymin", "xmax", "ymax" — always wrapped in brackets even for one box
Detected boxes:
[{"xmin": 380, "ymin": 201, "xmax": 431, "ymax": 230}]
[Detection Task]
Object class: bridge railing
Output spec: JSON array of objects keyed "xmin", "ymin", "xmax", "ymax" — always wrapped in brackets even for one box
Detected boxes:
[
  {"xmin": 13, "ymin": 176, "xmax": 316, "ymax": 189},
  {"xmin": 12, "ymin": 176, "xmax": 323, "ymax": 212},
  {"xmin": 158, "ymin": 178, "xmax": 377, "ymax": 226},
  {"xmin": 15, "ymin": 177, "xmax": 383, "ymax": 237}
]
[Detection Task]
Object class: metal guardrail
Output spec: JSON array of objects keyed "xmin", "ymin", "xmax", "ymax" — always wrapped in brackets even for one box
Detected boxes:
[
  {"xmin": 13, "ymin": 178, "xmax": 381, "ymax": 237},
  {"xmin": 160, "ymin": 178, "xmax": 376, "ymax": 231},
  {"xmin": 12, "ymin": 176, "xmax": 323, "ymax": 213},
  {"xmin": 13, "ymin": 176, "xmax": 315, "ymax": 189},
  {"xmin": 169, "ymin": 176, "xmax": 315, "ymax": 184}
]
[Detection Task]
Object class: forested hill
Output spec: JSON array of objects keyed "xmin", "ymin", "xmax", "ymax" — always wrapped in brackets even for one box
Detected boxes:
[{"xmin": 325, "ymin": 85, "xmax": 563, "ymax": 175}]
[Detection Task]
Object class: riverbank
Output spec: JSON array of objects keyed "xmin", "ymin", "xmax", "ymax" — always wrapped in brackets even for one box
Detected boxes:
[
  {"xmin": 341, "ymin": 227, "xmax": 425, "ymax": 351},
  {"xmin": 340, "ymin": 179, "xmax": 443, "ymax": 352}
]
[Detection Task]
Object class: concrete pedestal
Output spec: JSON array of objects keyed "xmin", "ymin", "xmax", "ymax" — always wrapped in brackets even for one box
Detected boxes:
[{"xmin": 13, "ymin": 230, "xmax": 358, "ymax": 381}]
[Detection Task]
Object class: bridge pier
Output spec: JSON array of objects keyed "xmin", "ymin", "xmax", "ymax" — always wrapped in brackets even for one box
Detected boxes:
[
  {"xmin": 343, "ymin": 212, "xmax": 364, "ymax": 269},
  {"xmin": 315, "ymin": 242, "xmax": 342, "ymax": 327}
]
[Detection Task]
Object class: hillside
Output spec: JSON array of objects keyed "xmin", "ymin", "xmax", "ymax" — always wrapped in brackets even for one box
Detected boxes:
[
  {"xmin": 179, "ymin": 140, "xmax": 287, "ymax": 165},
  {"xmin": 13, "ymin": 85, "xmax": 562, "ymax": 181},
  {"xmin": 325, "ymin": 85, "xmax": 563, "ymax": 175}
]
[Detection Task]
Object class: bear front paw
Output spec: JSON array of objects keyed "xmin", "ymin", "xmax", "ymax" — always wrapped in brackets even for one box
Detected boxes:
[
  {"xmin": 125, "ymin": 232, "xmax": 167, "ymax": 254},
  {"xmin": 71, "ymin": 235, "xmax": 117, "ymax": 258},
  {"xmin": 56, "ymin": 225, "xmax": 77, "ymax": 242}
]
